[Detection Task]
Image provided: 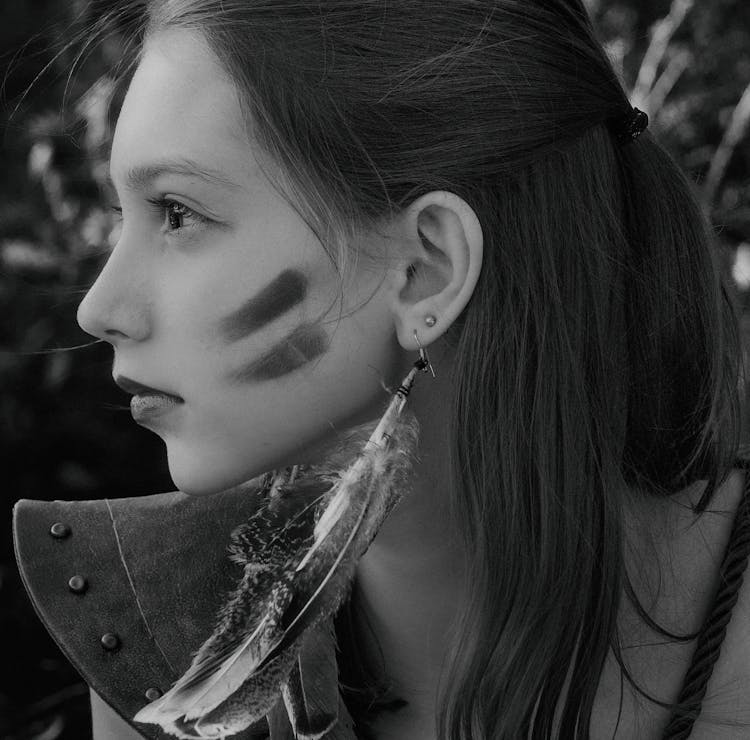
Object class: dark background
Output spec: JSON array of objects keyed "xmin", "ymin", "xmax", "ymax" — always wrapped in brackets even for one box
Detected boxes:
[{"xmin": 1, "ymin": 1, "xmax": 749, "ymax": 738}]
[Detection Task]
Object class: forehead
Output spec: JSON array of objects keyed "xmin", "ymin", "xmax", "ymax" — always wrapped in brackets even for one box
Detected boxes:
[{"xmin": 110, "ymin": 29, "xmax": 250, "ymax": 180}]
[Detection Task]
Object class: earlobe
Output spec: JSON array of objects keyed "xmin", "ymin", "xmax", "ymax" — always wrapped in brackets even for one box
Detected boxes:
[{"xmin": 392, "ymin": 190, "xmax": 483, "ymax": 352}]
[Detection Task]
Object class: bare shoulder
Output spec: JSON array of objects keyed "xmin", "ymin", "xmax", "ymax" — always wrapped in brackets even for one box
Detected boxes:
[
  {"xmin": 591, "ymin": 466, "xmax": 750, "ymax": 739},
  {"xmin": 90, "ymin": 689, "xmax": 149, "ymax": 740},
  {"xmin": 687, "ymin": 609, "xmax": 750, "ymax": 737},
  {"xmin": 691, "ymin": 487, "xmax": 750, "ymax": 739},
  {"xmin": 667, "ymin": 465, "xmax": 750, "ymax": 739}
]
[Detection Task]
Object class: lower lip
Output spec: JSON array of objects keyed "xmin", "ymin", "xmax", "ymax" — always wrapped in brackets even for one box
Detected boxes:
[{"xmin": 130, "ymin": 393, "xmax": 183, "ymax": 422}]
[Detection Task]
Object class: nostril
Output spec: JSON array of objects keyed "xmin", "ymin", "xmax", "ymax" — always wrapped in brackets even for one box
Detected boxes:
[
  {"xmin": 104, "ymin": 328, "xmax": 130, "ymax": 339},
  {"xmin": 76, "ymin": 283, "xmax": 149, "ymax": 343}
]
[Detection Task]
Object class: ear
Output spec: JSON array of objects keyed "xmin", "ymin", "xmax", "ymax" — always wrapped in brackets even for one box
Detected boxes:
[{"xmin": 389, "ymin": 190, "xmax": 483, "ymax": 351}]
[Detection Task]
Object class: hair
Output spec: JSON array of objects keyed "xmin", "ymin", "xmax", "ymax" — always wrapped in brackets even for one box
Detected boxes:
[{"xmin": 74, "ymin": 0, "xmax": 747, "ymax": 737}]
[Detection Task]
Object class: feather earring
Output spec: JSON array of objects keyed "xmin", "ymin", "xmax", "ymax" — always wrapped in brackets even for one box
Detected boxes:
[{"xmin": 133, "ymin": 331, "xmax": 436, "ymax": 739}]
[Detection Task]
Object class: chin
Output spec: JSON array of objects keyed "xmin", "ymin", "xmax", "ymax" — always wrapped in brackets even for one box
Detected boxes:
[
  {"xmin": 172, "ymin": 470, "xmax": 278, "ymax": 497},
  {"xmin": 163, "ymin": 439, "xmax": 307, "ymax": 497},
  {"xmin": 169, "ymin": 471, "xmax": 238, "ymax": 497},
  {"xmin": 160, "ymin": 416, "xmax": 378, "ymax": 497},
  {"xmin": 165, "ymin": 450, "xmax": 263, "ymax": 498}
]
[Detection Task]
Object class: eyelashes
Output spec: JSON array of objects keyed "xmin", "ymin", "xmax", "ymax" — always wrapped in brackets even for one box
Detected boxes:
[
  {"xmin": 109, "ymin": 198, "xmax": 210, "ymax": 236},
  {"xmin": 147, "ymin": 197, "xmax": 209, "ymax": 232}
]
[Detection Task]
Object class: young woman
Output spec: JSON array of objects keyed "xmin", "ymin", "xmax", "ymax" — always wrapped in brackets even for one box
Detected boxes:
[{"xmin": 13, "ymin": 1, "xmax": 750, "ymax": 738}]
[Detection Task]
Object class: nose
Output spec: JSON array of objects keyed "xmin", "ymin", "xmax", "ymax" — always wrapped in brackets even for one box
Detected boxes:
[{"xmin": 76, "ymin": 241, "xmax": 151, "ymax": 344}]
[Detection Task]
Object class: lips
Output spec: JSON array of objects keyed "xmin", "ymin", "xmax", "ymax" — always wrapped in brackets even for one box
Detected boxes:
[{"xmin": 114, "ymin": 374, "xmax": 184, "ymax": 401}]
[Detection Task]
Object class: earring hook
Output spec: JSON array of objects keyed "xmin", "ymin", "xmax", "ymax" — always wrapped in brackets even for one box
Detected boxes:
[{"xmin": 413, "ymin": 329, "xmax": 436, "ymax": 378}]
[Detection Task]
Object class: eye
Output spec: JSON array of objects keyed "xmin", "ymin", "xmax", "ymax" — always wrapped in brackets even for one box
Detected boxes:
[
  {"xmin": 147, "ymin": 197, "xmax": 209, "ymax": 233},
  {"xmin": 106, "ymin": 198, "xmax": 211, "ymax": 240}
]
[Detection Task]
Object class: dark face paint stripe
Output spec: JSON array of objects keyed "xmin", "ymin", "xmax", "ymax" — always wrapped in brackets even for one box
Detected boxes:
[
  {"xmin": 229, "ymin": 323, "xmax": 329, "ymax": 383},
  {"xmin": 220, "ymin": 269, "xmax": 308, "ymax": 342}
]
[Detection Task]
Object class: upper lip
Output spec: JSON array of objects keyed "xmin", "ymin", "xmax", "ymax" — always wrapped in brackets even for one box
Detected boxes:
[{"xmin": 114, "ymin": 374, "xmax": 183, "ymax": 400}]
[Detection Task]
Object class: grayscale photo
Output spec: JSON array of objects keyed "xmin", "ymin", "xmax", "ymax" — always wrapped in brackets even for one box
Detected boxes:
[{"xmin": 1, "ymin": 1, "xmax": 749, "ymax": 738}]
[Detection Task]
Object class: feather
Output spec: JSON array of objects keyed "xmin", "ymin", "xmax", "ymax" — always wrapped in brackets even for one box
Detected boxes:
[
  {"xmin": 133, "ymin": 361, "xmax": 425, "ymax": 739},
  {"xmin": 266, "ymin": 618, "xmax": 356, "ymax": 740}
]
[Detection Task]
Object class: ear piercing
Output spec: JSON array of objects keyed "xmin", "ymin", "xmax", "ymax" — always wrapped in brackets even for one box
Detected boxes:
[
  {"xmin": 413, "ymin": 328, "xmax": 436, "ymax": 378},
  {"xmin": 419, "ymin": 315, "xmax": 437, "ymax": 377}
]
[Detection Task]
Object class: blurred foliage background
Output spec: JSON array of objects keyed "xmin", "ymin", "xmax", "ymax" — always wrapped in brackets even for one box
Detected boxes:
[{"xmin": 0, "ymin": 1, "xmax": 749, "ymax": 738}]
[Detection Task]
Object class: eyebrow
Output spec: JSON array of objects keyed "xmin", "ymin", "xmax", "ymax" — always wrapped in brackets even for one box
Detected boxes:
[{"xmin": 109, "ymin": 158, "xmax": 241, "ymax": 192}]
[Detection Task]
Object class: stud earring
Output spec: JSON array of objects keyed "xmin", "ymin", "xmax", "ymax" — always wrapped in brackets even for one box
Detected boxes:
[{"xmin": 424, "ymin": 314, "xmax": 437, "ymax": 327}]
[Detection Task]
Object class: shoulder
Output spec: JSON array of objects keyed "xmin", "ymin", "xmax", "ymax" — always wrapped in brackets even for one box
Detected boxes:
[
  {"xmin": 692, "ymin": 490, "xmax": 750, "ymax": 739},
  {"xmin": 592, "ymin": 466, "xmax": 750, "ymax": 739},
  {"xmin": 659, "ymin": 465, "xmax": 750, "ymax": 738}
]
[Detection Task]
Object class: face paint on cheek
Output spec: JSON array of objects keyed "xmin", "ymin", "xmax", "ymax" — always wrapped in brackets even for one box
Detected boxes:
[
  {"xmin": 228, "ymin": 323, "xmax": 330, "ymax": 383},
  {"xmin": 219, "ymin": 268, "xmax": 308, "ymax": 342}
]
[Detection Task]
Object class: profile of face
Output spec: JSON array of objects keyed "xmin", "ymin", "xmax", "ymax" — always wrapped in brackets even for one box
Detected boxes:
[
  {"xmin": 77, "ymin": 28, "xmax": 483, "ymax": 497},
  {"xmin": 76, "ymin": 29, "xmax": 412, "ymax": 495}
]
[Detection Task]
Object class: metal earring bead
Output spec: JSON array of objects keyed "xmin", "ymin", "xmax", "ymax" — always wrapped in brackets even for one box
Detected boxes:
[
  {"xmin": 413, "ymin": 329, "xmax": 436, "ymax": 378},
  {"xmin": 424, "ymin": 314, "xmax": 437, "ymax": 327}
]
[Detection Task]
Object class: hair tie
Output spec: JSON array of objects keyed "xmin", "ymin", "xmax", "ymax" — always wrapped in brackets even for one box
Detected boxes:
[{"xmin": 610, "ymin": 106, "xmax": 649, "ymax": 145}]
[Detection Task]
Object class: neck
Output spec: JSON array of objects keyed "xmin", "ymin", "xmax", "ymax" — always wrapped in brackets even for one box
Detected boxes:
[{"xmin": 348, "ymin": 339, "xmax": 746, "ymax": 735}]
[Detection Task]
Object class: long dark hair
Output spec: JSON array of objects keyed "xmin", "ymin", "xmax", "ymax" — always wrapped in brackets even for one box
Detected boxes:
[{"xmin": 78, "ymin": 0, "xmax": 747, "ymax": 736}]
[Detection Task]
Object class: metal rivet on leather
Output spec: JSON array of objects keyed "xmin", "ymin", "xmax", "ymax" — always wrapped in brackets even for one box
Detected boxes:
[
  {"xmin": 144, "ymin": 687, "xmax": 162, "ymax": 701},
  {"xmin": 100, "ymin": 633, "xmax": 120, "ymax": 651},
  {"xmin": 67, "ymin": 575, "xmax": 88, "ymax": 594},
  {"xmin": 49, "ymin": 522, "xmax": 71, "ymax": 538}
]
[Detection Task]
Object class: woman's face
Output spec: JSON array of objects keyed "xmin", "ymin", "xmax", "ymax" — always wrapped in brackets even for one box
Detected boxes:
[{"xmin": 77, "ymin": 29, "xmax": 408, "ymax": 495}]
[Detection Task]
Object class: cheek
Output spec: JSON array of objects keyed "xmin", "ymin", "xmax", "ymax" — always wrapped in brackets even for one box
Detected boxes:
[
  {"xmin": 175, "ymin": 321, "xmax": 401, "ymax": 485},
  {"xmin": 219, "ymin": 268, "xmax": 308, "ymax": 341},
  {"xmin": 165, "ymin": 371, "xmax": 375, "ymax": 495},
  {"xmin": 226, "ymin": 323, "xmax": 330, "ymax": 383},
  {"xmin": 210, "ymin": 262, "xmax": 339, "ymax": 386}
]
